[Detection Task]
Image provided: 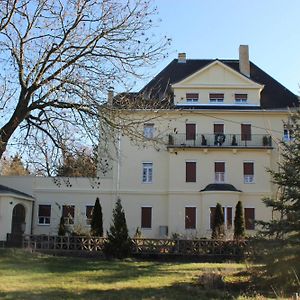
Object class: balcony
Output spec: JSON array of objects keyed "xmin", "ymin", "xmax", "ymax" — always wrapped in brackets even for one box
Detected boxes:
[{"xmin": 167, "ymin": 133, "xmax": 273, "ymax": 149}]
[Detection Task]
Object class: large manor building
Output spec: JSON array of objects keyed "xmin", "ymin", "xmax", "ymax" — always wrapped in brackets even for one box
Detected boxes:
[{"xmin": 0, "ymin": 45, "xmax": 298, "ymax": 242}]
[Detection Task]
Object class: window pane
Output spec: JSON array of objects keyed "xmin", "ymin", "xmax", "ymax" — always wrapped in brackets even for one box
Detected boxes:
[
  {"xmin": 186, "ymin": 162, "xmax": 196, "ymax": 182},
  {"xmin": 141, "ymin": 207, "xmax": 152, "ymax": 228},
  {"xmin": 185, "ymin": 207, "xmax": 196, "ymax": 229},
  {"xmin": 210, "ymin": 207, "xmax": 216, "ymax": 229},
  {"xmin": 142, "ymin": 163, "xmax": 153, "ymax": 183},
  {"xmin": 244, "ymin": 208, "xmax": 255, "ymax": 230},
  {"xmin": 227, "ymin": 207, "xmax": 232, "ymax": 229},
  {"xmin": 241, "ymin": 124, "xmax": 251, "ymax": 141},
  {"xmin": 38, "ymin": 205, "xmax": 51, "ymax": 217},
  {"xmin": 215, "ymin": 162, "xmax": 225, "ymax": 172},
  {"xmin": 144, "ymin": 123, "xmax": 154, "ymax": 138},
  {"xmin": 62, "ymin": 205, "xmax": 75, "ymax": 224},
  {"xmin": 186, "ymin": 124, "xmax": 196, "ymax": 140},
  {"xmin": 243, "ymin": 162, "xmax": 254, "ymax": 175},
  {"xmin": 214, "ymin": 124, "xmax": 224, "ymax": 134}
]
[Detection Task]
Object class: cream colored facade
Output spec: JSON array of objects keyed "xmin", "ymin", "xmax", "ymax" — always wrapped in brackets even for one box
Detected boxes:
[{"xmin": 0, "ymin": 46, "xmax": 297, "ymax": 241}]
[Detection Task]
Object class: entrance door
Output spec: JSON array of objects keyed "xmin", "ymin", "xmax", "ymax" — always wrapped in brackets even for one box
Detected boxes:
[{"xmin": 9, "ymin": 204, "xmax": 26, "ymax": 246}]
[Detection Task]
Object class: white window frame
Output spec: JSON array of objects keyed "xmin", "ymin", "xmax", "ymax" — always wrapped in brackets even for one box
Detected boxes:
[
  {"xmin": 210, "ymin": 93, "xmax": 224, "ymax": 103},
  {"xmin": 143, "ymin": 123, "xmax": 155, "ymax": 139},
  {"xmin": 186, "ymin": 93, "xmax": 199, "ymax": 103},
  {"xmin": 141, "ymin": 206, "xmax": 152, "ymax": 229},
  {"xmin": 142, "ymin": 162, "xmax": 153, "ymax": 183},
  {"xmin": 185, "ymin": 206, "xmax": 197, "ymax": 230},
  {"xmin": 38, "ymin": 204, "xmax": 51, "ymax": 225},
  {"xmin": 283, "ymin": 128, "xmax": 293, "ymax": 141},
  {"xmin": 243, "ymin": 161, "xmax": 255, "ymax": 184},
  {"xmin": 214, "ymin": 161, "xmax": 225, "ymax": 183},
  {"xmin": 235, "ymin": 93, "xmax": 248, "ymax": 104}
]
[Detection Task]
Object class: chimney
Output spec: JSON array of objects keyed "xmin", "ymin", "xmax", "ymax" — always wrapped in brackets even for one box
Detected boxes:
[
  {"xmin": 239, "ymin": 45, "xmax": 250, "ymax": 77},
  {"xmin": 107, "ymin": 86, "xmax": 114, "ymax": 106},
  {"xmin": 178, "ymin": 52, "xmax": 186, "ymax": 63}
]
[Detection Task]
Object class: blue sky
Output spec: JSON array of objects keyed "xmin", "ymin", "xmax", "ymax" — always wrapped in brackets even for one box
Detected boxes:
[{"xmin": 140, "ymin": 0, "xmax": 300, "ymax": 95}]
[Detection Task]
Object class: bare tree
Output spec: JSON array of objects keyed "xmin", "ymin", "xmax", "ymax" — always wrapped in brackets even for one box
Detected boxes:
[
  {"xmin": 0, "ymin": 0, "xmax": 18, "ymax": 31},
  {"xmin": 0, "ymin": 0, "xmax": 170, "ymax": 160}
]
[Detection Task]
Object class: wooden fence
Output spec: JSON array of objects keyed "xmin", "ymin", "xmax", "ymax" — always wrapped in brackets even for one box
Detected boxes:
[{"xmin": 22, "ymin": 235, "xmax": 249, "ymax": 258}]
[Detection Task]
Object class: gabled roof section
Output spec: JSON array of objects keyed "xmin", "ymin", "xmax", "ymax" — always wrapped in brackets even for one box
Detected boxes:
[
  {"xmin": 140, "ymin": 59, "xmax": 299, "ymax": 109},
  {"xmin": 0, "ymin": 184, "xmax": 34, "ymax": 201},
  {"xmin": 172, "ymin": 60, "xmax": 263, "ymax": 89}
]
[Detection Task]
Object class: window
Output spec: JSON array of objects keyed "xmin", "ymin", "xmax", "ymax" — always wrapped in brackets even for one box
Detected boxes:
[
  {"xmin": 185, "ymin": 207, "xmax": 196, "ymax": 229},
  {"xmin": 144, "ymin": 123, "xmax": 154, "ymax": 139},
  {"xmin": 142, "ymin": 162, "xmax": 153, "ymax": 183},
  {"xmin": 215, "ymin": 162, "xmax": 225, "ymax": 183},
  {"xmin": 186, "ymin": 123, "xmax": 196, "ymax": 140},
  {"xmin": 186, "ymin": 161, "xmax": 196, "ymax": 182},
  {"xmin": 62, "ymin": 205, "xmax": 75, "ymax": 225},
  {"xmin": 186, "ymin": 93, "xmax": 199, "ymax": 103},
  {"xmin": 241, "ymin": 124, "xmax": 251, "ymax": 141},
  {"xmin": 210, "ymin": 206, "xmax": 233, "ymax": 230},
  {"xmin": 141, "ymin": 207, "xmax": 152, "ymax": 229},
  {"xmin": 283, "ymin": 128, "xmax": 293, "ymax": 141},
  {"xmin": 235, "ymin": 93, "xmax": 248, "ymax": 103},
  {"xmin": 244, "ymin": 208, "xmax": 255, "ymax": 230},
  {"xmin": 244, "ymin": 162, "xmax": 254, "ymax": 183},
  {"xmin": 38, "ymin": 205, "xmax": 51, "ymax": 225},
  {"xmin": 214, "ymin": 123, "xmax": 224, "ymax": 134},
  {"xmin": 86, "ymin": 205, "xmax": 94, "ymax": 225},
  {"xmin": 210, "ymin": 93, "xmax": 224, "ymax": 103},
  {"xmin": 214, "ymin": 124, "xmax": 225, "ymax": 146}
]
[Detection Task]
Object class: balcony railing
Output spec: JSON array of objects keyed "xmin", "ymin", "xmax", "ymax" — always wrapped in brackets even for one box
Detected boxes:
[{"xmin": 167, "ymin": 133, "xmax": 272, "ymax": 148}]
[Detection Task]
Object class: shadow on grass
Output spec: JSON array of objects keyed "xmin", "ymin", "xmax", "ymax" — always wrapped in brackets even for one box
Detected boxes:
[{"xmin": 0, "ymin": 283, "xmax": 238, "ymax": 300}]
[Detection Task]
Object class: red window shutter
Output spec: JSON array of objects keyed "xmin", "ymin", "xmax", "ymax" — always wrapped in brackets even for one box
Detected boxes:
[
  {"xmin": 244, "ymin": 208, "xmax": 255, "ymax": 230},
  {"xmin": 235, "ymin": 94, "xmax": 247, "ymax": 100},
  {"xmin": 186, "ymin": 93, "xmax": 199, "ymax": 99},
  {"xmin": 215, "ymin": 162, "xmax": 225, "ymax": 173},
  {"xmin": 141, "ymin": 207, "xmax": 152, "ymax": 228},
  {"xmin": 227, "ymin": 207, "xmax": 232, "ymax": 229},
  {"xmin": 214, "ymin": 124, "xmax": 224, "ymax": 134},
  {"xmin": 38, "ymin": 205, "xmax": 51, "ymax": 217},
  {"xmin": 210, "ymin": 93, "xmax": 224, "ymax": 99},
  {"xmin": 185, "ymin": 207, "xmax": 196, "ymax": 229},
  {"xmin": 243, "ymin": 162, "xmax": 254, "ymax": 175},
  {"xmin": 241, "ymin": 124, "xmax": 251, "ymax": 141},
  {"xmin": 186, "ymin": 124, "xmax": 196, "ymax": 140},
  {"xmin": 186, "ymin": 162, "xmax": 196, "ymax": 182},
  {"xmin": 210, "ymin": 207, "xmax": 216, "ymax": 229}
]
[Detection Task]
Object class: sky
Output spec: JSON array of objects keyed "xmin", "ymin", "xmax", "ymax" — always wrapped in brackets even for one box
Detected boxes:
[{"xmin": 138, "ymin": 0, "xmax": 300, "ymax": 95}]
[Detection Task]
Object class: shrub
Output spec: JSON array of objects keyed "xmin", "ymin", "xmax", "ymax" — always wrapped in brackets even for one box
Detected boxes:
[
  {"xmin": 103, "ymin": 199, "xmax": 131, "ymax": 258},
  {"xmin": 90, "ymin": 197, "xmax": 103, "ymax": 236}
]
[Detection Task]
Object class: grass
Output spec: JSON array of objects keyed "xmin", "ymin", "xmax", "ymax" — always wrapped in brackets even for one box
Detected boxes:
[{"xmin": 0, "ymin": 249, "xmax": 283, "ymax": 299}]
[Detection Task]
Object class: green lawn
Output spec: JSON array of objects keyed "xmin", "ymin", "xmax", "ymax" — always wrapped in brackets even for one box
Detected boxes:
[{"xmin": 0, "ymin": 249, "xmax": 272, "ymax": 299}]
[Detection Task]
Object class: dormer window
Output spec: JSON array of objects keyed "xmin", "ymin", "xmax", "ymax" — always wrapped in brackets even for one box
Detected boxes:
[
  {"xmin": 235, "ymin": 93, "xmax": 248, "ymax": 103},
  {"xmin": 186, "ymin": 93, "xmax": 199, "ymax": 103},
  {"xmin": 210, "ymin": 93, "xmax": 224, "ymax": 103}
]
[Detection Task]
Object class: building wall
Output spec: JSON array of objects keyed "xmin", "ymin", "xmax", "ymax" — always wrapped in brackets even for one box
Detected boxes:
[{"xmin": 0, "ymin": 196, "xmax": 33, "ymax": 240}]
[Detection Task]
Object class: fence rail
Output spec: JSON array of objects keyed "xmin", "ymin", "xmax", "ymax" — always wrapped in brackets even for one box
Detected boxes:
[
  {"xmin": 167, "ymin": 133, "xmax": 272, "ymax": 149},
  {"xmin": 23, "ymin": 235, "xmax": 249, "ymax": 257}
]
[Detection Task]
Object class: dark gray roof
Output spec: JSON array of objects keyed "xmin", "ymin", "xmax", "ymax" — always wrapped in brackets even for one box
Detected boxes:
[
  {"xmin": 0, "ymin": 184, "xmax": 33, "ymax": 199},
  {"xmin": 200, "ymin": 183, "xmax": 242, "ymax": 192},
  {"xmin": 140, "ymin": 59, "xmax": 299, "ymax": 109}
]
